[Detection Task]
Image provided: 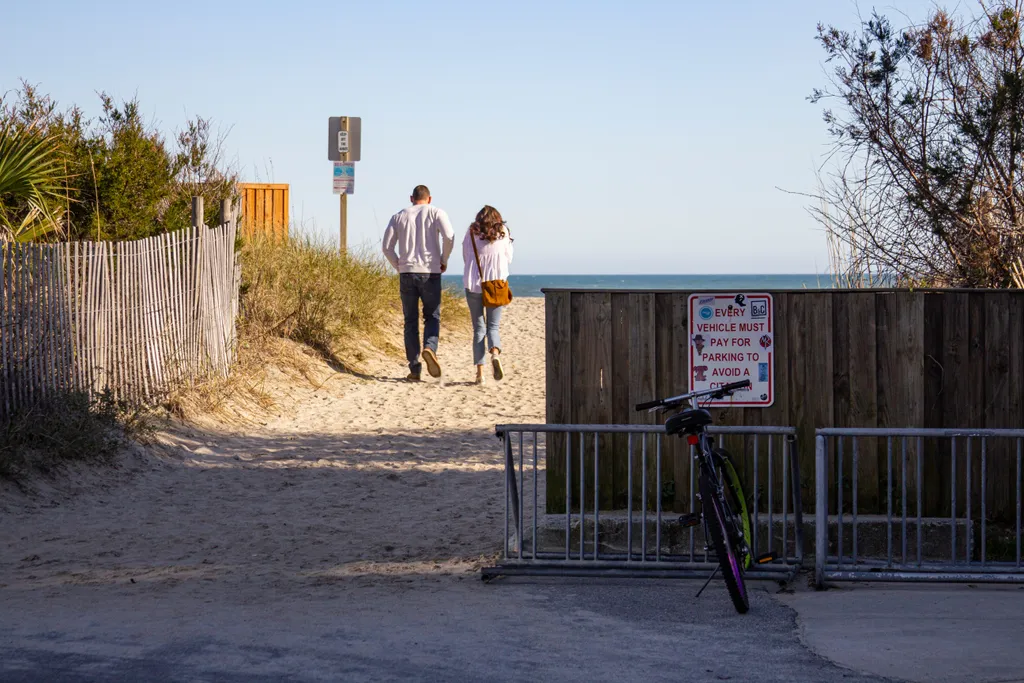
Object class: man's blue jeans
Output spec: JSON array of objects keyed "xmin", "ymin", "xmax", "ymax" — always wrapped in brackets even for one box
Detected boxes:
[{"xmin": 400, "ymin": 273, "xmax": 442, "ymax": 375}]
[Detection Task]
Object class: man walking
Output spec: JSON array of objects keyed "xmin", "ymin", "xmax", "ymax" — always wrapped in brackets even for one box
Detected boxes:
[{"xmin": 382, "ymin": 185, "xmax": 455, "ymax": 381}]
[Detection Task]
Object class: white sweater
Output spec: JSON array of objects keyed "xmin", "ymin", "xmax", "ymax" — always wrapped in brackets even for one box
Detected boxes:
[
  {"xmin": 382, "ymin": 204, "xmax": 455, "ymax": 274},
  {"xmin": 462, "ymin": 230, "xmax": 514, "ymax": 294}
]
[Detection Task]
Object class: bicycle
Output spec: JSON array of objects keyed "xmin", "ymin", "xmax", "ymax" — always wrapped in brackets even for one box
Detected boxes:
[{"xmin": 635, "ymin": 379, "xmax": 773, "ymax": 614}]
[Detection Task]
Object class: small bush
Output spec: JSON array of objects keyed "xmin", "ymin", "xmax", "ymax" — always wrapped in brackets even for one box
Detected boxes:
[{"xmin": 0, "ymin": 391, "xmax": 145, "ymax": 481}]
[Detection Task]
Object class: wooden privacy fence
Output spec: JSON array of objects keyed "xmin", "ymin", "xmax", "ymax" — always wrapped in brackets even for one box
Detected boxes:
[
  {"xmin": 545, "ymin": 289, "xmax": 1024, "ymax": 522},
  {"xmin": 238, "ymin": 183, "xmax": 288, "ymax": 240},
  {"xmin": 0, "ymin": 204, "xmax": 240, "ymax": 417}
]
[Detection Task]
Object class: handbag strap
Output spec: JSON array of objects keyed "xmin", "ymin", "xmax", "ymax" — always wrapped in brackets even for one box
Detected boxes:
[{"xmin": 470, "ymin": 228, "xmax": 486, "ymax": 284}]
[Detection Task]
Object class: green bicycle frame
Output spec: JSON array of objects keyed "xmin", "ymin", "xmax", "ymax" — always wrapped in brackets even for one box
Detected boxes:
[{"xmin": 714, "ymin": 449, "xmax": 752, "ymax": 570}]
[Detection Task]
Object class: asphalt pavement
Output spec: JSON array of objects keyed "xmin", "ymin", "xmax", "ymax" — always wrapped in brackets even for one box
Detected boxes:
[{"xmin": 0, "ymin": 576, "xmax": 894, "ymax": 683}]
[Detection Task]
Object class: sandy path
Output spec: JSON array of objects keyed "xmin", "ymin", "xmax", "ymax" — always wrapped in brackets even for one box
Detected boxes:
[{"xmin": 0, "ymin": 299, "xmax": 546, "ymax": 597}]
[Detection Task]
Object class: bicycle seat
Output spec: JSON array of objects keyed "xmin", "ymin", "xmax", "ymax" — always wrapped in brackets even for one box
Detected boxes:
[{"xmin": 665, "ymin": 408, "xmax": 712, "ymax": 436}]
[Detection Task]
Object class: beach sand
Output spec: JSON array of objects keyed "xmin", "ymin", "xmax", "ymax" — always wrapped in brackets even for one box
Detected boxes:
[{"xmin": 0, "ymin": 298, "xmax": 546, "ymax": 596}]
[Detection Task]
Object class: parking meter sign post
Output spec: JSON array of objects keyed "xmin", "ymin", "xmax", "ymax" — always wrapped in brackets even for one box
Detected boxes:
[{"xmin": 328, "ymin": 116, "xmax": 361, "ymax": 253}]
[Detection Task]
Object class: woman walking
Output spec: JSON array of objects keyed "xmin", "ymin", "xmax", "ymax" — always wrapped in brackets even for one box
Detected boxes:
[{"xmin": 463, "ymin": 205, "xmax": 514, "ymax": 385}]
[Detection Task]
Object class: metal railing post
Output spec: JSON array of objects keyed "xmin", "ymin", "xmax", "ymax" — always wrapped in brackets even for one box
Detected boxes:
[
  {"xmin": 789, "ymin": 435, "xmax": 805, "ymax": 563},
  {"xmin": 504, "ymin": 431, "xmax": 520, "ymax": 556},
  {"xmin": 815, "ymin": 433, "xmax": 828, "ymax": 589}
]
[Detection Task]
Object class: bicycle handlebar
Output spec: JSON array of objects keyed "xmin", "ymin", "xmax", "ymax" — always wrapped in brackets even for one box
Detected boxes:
[{"xmin": 634, "ymin": 380, "xmax": 752, "ymax": 412}]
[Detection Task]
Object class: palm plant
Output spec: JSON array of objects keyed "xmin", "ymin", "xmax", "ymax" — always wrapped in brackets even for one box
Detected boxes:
[{"xmin": 0, "ymin": 119, "xmax": 67, "ymax": 242}]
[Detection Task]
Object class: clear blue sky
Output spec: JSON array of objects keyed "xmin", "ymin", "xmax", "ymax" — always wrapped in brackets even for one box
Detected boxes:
[{"xmin": 4, "ymin": 0, "xmax": 942, "ymax": 274}]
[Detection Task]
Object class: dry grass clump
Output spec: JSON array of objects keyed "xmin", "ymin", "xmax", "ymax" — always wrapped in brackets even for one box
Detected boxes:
[
  {"xmin": 240, "ymin": 232, "xmax": 403, "ymax": 358},
  {"xmin": 164, "ymin": 230, "xmax": 468, "ymax": 421},
  {"xmin": 0, "ymin": 391, "xmax": 148, "ymax": 482}
]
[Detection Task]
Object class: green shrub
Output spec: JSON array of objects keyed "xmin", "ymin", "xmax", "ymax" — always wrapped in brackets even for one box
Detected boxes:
[{"xmin": 0, "ymin": 81, "xmax": 236, "ymax": 242}]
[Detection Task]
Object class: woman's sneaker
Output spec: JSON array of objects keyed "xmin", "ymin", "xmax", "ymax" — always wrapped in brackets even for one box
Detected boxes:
[{"xmin": 491, "ymin": 353, "xmax": 504, "ymax": 381}]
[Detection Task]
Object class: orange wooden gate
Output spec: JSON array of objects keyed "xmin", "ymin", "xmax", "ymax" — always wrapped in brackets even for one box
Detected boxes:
[{"xmin": 238, "ymin": 183, "xmax": 289, "ymax": 240}]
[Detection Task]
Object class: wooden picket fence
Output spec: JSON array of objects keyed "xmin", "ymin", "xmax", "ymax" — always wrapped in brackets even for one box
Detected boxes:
[{"xmin": 0, "ymin": 209, "xmax": 240, "ymax": 417}]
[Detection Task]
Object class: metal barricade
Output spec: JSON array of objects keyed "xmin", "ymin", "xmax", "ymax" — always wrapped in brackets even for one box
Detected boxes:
[
  {"xmin": 484, "ymin": 424, "xmax": 804, "ymax": 581},
  {"xmin": 815, "ymin": 428, "xmax": 1024, "ymax": 587}
]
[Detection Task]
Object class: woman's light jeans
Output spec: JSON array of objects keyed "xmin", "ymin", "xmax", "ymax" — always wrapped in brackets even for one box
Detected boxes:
[{"xmin": 465, "ymin": 290, "xmax": 504, "ymax": 366}]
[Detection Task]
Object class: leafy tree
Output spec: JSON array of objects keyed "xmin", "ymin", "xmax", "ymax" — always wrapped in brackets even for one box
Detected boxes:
[
  {"xmin": 88, "ymin": 95, "xmax": 175, "ymax": 240},
  {"xmin": 811, "ymin": 2, "xmax": 1024, "ymax": 287},
  {"xmin": 0, "ymin": 82, "xmax": 237, "ymax": 242}
]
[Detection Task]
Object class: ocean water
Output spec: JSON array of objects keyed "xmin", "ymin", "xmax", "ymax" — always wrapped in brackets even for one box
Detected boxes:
[{"xmin": 441, "ymin": 274, "xmax": 834, "ymax": 298}]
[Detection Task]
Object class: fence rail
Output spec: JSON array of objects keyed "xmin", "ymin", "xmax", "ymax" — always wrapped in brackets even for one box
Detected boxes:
[
  {"xmin": 483, "ymin": 424, "xmax": 805, "ymax": 581},
  {"xmin": 815, "ymin": 428, "xmax": 1024, "ymax": 587},
  {"xmin": 0, "ymin": 199, "xmax": 240, "ymax": 416}
]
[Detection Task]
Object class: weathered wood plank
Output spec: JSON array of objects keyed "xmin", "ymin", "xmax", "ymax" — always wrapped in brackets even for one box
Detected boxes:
[
  {"xmin": 967, "ymin": 293, "xmax": 987, "ymax": 524},
  {"xmin": 844, "ymin": 292, "xmax": 880, "ymax": 513},
  {"xmin": 922, "ymin": 293, "xmax": 945, "ymax": 516},
  {"xmin": 626, "ymin": 293, "xmax": 656, "ymax": 510},
  {"xmin": 790, "ymin": 292, "xmax": 835, "ymax": 507},
  {"xmin": 574, "ymin": 293, "xmax": 613, "ymax": 512},
  {"xmin": 663, "ymin": 293, "xmax": 692, "ymax": 513},
  {"xmin": 757, "ymin": 292, "xmax": 791, "ymax": 511},
  {"xmin": 983, "ymin": 292, "xmax": 1013, "ymax": 522},
  {"xmin": 545, "ymin": 290, "xmax": 572, "ymax": 511},
  {"xmin": 832, "ymin": 291, "xmax": 850, "ymax": 510},
  {"xmin": 610, "ymin": 292, "xmax": 631, "ymax": 509},
  {"xmin": 876, "ymin": 292, "xmax": 925, "ymax": 529},
  {"xmin": 939, "ymin": 293, "xmax": 970, "ymax": 517},
  {"xmin": 616, "ymin": 293, "xmax": 640, "ymax": 511}
]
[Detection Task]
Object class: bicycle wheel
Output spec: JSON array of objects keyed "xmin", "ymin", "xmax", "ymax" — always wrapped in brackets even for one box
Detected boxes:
[
  {"xmin": 713, "ymin": 449, "xmax": 752, "ymax": 570},
  {"xmin": 699, "ymin": 471, "xmax": 750, "ymax": 614}
]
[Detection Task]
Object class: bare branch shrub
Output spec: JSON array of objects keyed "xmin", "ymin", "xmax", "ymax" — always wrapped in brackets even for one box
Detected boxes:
[{"xmin": 813, "ymin": 2, "xmax": 1024, "ymax": 287}]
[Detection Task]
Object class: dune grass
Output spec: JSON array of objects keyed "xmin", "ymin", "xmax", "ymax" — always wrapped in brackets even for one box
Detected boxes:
[
  {"xmin": 164, "ymin": 230, "xmax": 468, "ymax": 418},
  {"xmin": 240, "ymin": 233, "xmax": 402, "ymax": 358},
  {"xmin": 239, "ymin": 231, "xmax": 467, "ymax": 364},
  {"xmin": 0, "ymin": 391, "xmax": 149, "ymax": 482}
]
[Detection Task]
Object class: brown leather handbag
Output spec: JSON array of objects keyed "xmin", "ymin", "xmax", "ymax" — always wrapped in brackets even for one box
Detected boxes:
[{"xmin": 470, "ymin": 230, "xmax": 513, "ymax": 308}]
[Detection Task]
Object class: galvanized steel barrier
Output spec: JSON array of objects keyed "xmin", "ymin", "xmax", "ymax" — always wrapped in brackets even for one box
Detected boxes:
[
  {"xmin": 483, "ymin": 424, "xmax": 805, "ymax": 581},
  {"xmin": 815, "ymin": 428, "xmax": 1024, "ymax": 587}
]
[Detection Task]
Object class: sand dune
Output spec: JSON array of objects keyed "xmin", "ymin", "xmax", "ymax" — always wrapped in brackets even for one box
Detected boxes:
[{"xmin": 0, "ymin": 298, "xmax": 546, "ymax": 596}]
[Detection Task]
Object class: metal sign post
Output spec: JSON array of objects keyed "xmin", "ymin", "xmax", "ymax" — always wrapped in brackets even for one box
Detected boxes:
[{"xmin": 328, "ymin": 116, "xmax": 361, "ymax": 253}]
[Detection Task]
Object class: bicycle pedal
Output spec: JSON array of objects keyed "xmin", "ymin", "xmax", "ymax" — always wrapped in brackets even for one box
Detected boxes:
[
  {"xmin": 755, "ymin": 552, "xmax": 777, "ymax": 564},
  {"xmin": 677, "ymin": 513, "xmax": 701, "ymax": 528}
]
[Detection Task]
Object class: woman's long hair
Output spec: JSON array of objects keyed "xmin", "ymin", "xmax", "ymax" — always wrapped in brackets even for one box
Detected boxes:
[{"xmin": 470, "ymin": 205, "xmax": 506, "ymax": 242}]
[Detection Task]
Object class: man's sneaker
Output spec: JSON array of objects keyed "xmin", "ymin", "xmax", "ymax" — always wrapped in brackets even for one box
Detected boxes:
[
  {"xmin": 422, "ymin": 348, "xmax": 442, "ymax": 378},
  {"xmin": 406, "ymin": 372, "xmax": 422, "ymax": 382}
]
